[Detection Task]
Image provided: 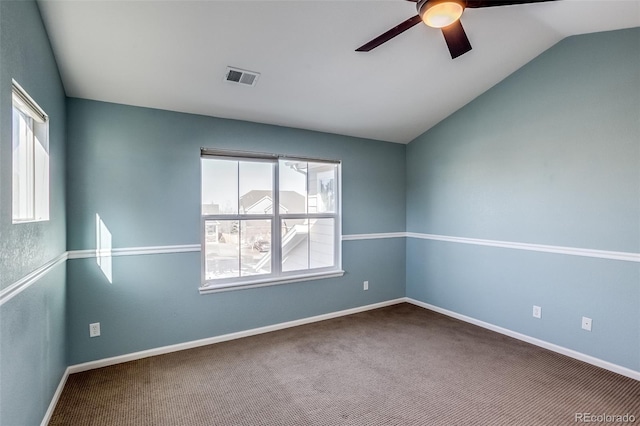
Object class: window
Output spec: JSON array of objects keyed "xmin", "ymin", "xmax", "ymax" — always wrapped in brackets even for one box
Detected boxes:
[
  {"xmin": 200, "ymin": 149, "xmax": 342, "ymax": 292},
  {"xmin": 12, "ymin": 80, "xmax": 49, "ymax": 223}
]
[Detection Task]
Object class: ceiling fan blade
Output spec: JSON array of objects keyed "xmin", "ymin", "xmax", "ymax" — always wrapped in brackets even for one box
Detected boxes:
[
  {"xmin": 465, "ymin": 0, "xmax": 556, "ymax": 8},
  {"xmin": 441, "ymin": 20, "xmax": 472, "ymax": 59},
  {"xmin": 356, "ymin": 15, "xmax": 423, "ymax": 52}
]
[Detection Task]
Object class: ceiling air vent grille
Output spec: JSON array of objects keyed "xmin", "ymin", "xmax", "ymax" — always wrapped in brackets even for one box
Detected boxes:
[{"xmin": 224, "ymin": 67, "xmax": 260, "ymax": 87}]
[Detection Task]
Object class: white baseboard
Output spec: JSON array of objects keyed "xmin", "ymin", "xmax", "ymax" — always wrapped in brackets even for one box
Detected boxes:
[
  {"xmin": 404, "ymin": 297, "xmax": 640, "ymax": 381},
  {"xmin": 44, "ymin": 296, "xmax": 637, "ymax": 425},
  {"xmin": 41, "ymin": 367, "xmax": 69, "ymax": 426},
  {"xmin": 68, "ymin": 298, "xmax": 406, "ymax": 374}
]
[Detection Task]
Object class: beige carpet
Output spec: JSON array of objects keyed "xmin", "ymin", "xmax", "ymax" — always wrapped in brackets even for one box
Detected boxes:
[{"xmin": 50, "ymin": 303, "xmax": 640, "ymax": 425}]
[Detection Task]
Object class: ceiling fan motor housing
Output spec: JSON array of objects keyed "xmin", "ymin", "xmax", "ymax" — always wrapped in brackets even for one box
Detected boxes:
[{"xmin": 418, "ymin": 0, "xmax": 466, "ymax": 28}]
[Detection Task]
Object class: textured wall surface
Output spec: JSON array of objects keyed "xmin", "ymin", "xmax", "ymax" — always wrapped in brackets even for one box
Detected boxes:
[
  {"xmin": 0, "ymin": 1, "xmax": 67, "ymax": 425},
  {"xmin": 0, "ymin": 266, "xmax": 66, "ymax": 426},
  {"xmin": 65, "ymin": 99, "xmax": 406, "ymax": 249},
  {"xmin": 0, "ymin": 0, "xmax": 66, "ymax": 290},
  {"xmin": 406, "ymin": 28, "xmax": 640, "ymax": 370},
  {"xmin": 65, "ymin": 98, "xmax": 407, "ymax": 364}
]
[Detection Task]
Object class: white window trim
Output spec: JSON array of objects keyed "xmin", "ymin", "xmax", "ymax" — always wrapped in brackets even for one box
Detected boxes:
[
  {"xmin": 200, "ymin": 149, "xmax": 342, "ymax": 293},
  {"xmin": 199, "ymin": 270, "xmax": 345, "ymax": 294},
  {"xmin": 11, "ymin": 79, "xmax": 49, "ymax": 224}
]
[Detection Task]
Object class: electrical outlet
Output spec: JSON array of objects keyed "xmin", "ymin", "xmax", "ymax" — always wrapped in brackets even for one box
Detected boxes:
[
  {"xmin": 582, "ymin": 317, "xmax": 592, "ymax": 332},
  {"xmin": 363, "ymin": 281, "xmax": 369, "ymax": 291},
  {"xmin": 533, "ymin": 305, "xmax": 541, "ymax": 319},
  {"xmin": 89, "ymin": 322, "xmax": 101, "ymax": 338}
]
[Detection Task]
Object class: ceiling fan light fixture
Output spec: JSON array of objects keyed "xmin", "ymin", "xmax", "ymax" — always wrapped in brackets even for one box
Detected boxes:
[{"xmin": 419, "ymin": 0, "xmax": 465, "ymax": 28}]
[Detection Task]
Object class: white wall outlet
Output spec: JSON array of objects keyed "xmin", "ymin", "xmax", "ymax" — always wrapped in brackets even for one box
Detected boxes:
[
  {"xmin": 582, "ymin": 317, "xmax": 592, "ymax": 332},
  {"xmin": 533, "ymin": 305, "xmax": 541, "ymax": 319},
  {"xmin": 363, "ymin": 281, "xmax": 369, "ymax": 291},
  {"xmin": 89, "ymin": 322, "xmax": 101, "ymax": 338}
]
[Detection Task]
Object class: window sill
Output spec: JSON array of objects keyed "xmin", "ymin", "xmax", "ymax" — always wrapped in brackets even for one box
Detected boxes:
[
  {"xmin": 199, "ymin": 270, "xmax": 345, "ymax": 294},
  {"xmin": 12, "ymin": 218, "xmax": 49, "ymax": 224}
]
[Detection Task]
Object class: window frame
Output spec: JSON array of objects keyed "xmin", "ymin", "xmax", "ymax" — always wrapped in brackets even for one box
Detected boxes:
[
  {"xmin": 11, "ymin": 79, "xmax": 49, "ymax": 224},
  {"xmin": 200, "ymin": 149, "xmax": 343, "ymax": 293}
]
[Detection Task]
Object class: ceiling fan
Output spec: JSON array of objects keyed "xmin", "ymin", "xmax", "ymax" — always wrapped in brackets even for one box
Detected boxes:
[{"xmin": 356, "ymin": 0, "xmax": 556, "ymax": 59}]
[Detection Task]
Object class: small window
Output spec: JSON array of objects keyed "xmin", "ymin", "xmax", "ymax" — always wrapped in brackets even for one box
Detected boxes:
[
  {"xmin": 201, "ymin": 149, "xmax": 342, "ymax": 292},
  {"xmin": 12, "ymin": 80, "xmax": 49, "ymax": 223}
]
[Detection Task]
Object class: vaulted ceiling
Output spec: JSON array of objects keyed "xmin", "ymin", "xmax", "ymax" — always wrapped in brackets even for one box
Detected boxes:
[{"xmin": 38, "ymin": 0, "xmax": 640, "ymax": 143}]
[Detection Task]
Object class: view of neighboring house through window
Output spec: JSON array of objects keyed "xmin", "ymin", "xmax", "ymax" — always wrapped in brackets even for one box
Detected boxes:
[
  {"xmin": 201, "ymin": 149, "xmax": 341, "ymax": 290},
  {"xmin": 12, "ymin": 80, "xmax": 49, "ymax": 223}
]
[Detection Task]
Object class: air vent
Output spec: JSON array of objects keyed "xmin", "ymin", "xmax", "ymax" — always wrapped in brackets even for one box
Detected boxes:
[{"xmin": 224, "ymin": 67, "xmax": 260, "ymax": 87}]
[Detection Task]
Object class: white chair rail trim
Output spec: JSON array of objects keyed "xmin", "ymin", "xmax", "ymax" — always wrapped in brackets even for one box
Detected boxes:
[
  {"xmin": 3, "ymin": 233, "xmax": 638, "ymax": 306},
  {"xmin": 0, "ymin": 252, "xmax": 67, "ymax": 306},
  {"xmin": 406, "ymin": 232, "xmax": 640, "ymax": 263}
]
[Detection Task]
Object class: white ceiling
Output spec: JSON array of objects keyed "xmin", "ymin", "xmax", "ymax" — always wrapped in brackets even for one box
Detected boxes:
[{"xmin": 37, "ymin": 0, "xmax": 640, "ymax": 144}]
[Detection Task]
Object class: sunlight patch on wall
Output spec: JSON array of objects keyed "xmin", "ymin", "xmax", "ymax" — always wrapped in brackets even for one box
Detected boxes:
[{"xmin": 96, "ymin": 213, "xmax": 113, "ymax": 283}]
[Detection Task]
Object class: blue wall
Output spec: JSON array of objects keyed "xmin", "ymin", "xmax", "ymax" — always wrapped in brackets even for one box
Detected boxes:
[
  {"xmin": 65, "ymin": 99, "xmax": 407, "ymax": 364},
  {"xmin": 406, "ymin": 28, "xmax": 640, "ymax": 371},
  {"xmin": 0, "ymin": 1, "xmax": 67, "ymax": 425}
]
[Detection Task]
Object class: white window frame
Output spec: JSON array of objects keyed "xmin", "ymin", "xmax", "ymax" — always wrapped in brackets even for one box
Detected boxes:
[
  {"xmin": 200, "ymin": 149, "xmax": 343, "ymax": 293},
  {"xmin": 11, "ymin": 80, "xmax": 49, "ymax": 224}
]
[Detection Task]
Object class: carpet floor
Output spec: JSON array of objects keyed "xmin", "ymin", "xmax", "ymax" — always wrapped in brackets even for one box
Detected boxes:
[{"xmin": 50, "ymin": 303, "xmax": 639, "ymax": 425}]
